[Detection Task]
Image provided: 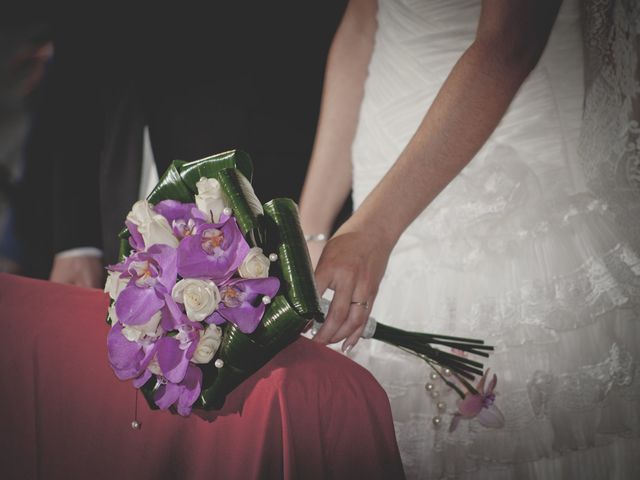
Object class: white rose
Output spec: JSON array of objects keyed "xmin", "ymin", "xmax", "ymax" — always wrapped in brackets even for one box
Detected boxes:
[
  {"xmin": 104, "ymin": 271, "xmax": 129, "ymax": 301},
  {"xmin": 107, "ymin": 304, "xmax": 119, "ymax": 327},
  {"xmin": 191, "ymin": 325, "xmax": 223, "ymax": 364},
  {"xmin": 195, "ymin": 177, "xmax": 227, "ymax": 223},
  {"xmin": 121, "ymin": 310, "xmax": 163, "ymax": 342},
  {"xmin": 148, "ymin": 355, "xmax": 163, "ymax": 376},
  {"xmin": 127, "ymin": 200, "xmax": 179, "ymax": 248},
  {"xmin": 238, "ymin": 247, "xmax": 270, "ymax": 279},
  {"xmin": 172, "ymin": 278, "xmax": 221, "ymax": 322}
]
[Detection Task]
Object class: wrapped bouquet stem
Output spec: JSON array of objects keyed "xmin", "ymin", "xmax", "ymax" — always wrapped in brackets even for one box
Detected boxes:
[
  {"xmin": 315, "ymin": 297, "xmax": 493, "ymax": 396},
  {"xmin": 105, "ymin": 150, "xmax": 494, "ymax": 416}
]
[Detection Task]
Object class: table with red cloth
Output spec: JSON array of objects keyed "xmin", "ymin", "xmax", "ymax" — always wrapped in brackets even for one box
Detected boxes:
[{"xmin": 0, "ymin": 274, "xmax": 404, "ymax": 479}]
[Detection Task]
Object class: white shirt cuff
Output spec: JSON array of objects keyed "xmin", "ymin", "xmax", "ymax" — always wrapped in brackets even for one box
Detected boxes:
[{"xmin": 55, "ymin": 247, "xmax": 103, "ymax": 259}]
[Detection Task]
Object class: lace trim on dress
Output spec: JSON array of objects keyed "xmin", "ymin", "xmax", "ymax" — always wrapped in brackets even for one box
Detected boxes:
[
  {"xmin": 580, "ymin": 0, "xmax": 640, "ymax": 245},
  {"xmin": 465, "ymin": 243, "xmax": 640, "ymax": 341}
]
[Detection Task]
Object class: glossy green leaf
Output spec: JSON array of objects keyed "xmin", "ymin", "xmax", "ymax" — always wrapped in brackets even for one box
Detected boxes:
[
  {"xmin": 262, "ymin": 199, "xmax": 322, "ymax": 320},
  {"xmin": 216, "ymin": 168, "xmax": 263, "ymax": 246},
  {"xmin": 179, "ymin": 150, "xmax": 253, "ymax": 189},
  {"xmin": 197, "ymin": 295, "xmax": 308, "ymax": 410},
  {"xmin": 147, "ymin": 160, "xmax": 191, "ymax": 205}
]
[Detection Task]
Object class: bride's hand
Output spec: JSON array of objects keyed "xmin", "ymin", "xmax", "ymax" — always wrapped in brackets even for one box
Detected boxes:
[{"xmin": 312, "ymin": 224, "xmax": 393, "ymax": 352}]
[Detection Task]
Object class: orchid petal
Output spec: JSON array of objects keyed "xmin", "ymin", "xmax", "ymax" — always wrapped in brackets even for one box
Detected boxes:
[
  {"xmin": 457, "ymin": 395, "xmax": 484, "ymax": 418},
  {"xmin": 177, "ymin": 219, "xmax": 250, "ymax": 282},
  {"xmin": 153, "ymin": 200, "xmax": 198, "ymax": 224},
  {"xmin": 115, "ymin": 283, "xmax": 164, "ymax": 326},
  {"xmin": 486, "ymin": 374, "xmax": 498, "ymax": 395},
  {"xmin": 107, "ymin": 323, "xmax": 144, "ymax": 380},
  {"xmin": 476, "ymin": 370, "xmax": 489, "ymax": 395},
  {"xmin": 156, "ymin": 337, "xmax": 190, "ymax": 384},
  {"xmin": 176, "ymin": 364, "xmax": 202, "ymax": 416},
  {"xmin": 237, "ymin": 277, "xmax": 280, "ymax": 298},
  {"xmin": 106, "ymin": 261, "xmax": 128, "ymax": 274},
  {"xmin": 219, "ymin": 302, "xmax": 266, "ymax": 334},
  {"xmin": 140, "ymin": 341, "xmax": 160, "ymax": 369},
  {"xmin": 476, "ymin": 404, "xmax": 505, "ymax": 429},
  {"xmin": 126, "ymin": 220, "xmax": 145, "ymax": 251},
  {"xmin": 147, "ymin": 244, "xmax": 178, "ymax": 293},
  {"xmin": 214, "ymin": 277, "xmax": 280, "ymax": 333},
  {"xmin": 133, "ymin": 369, "xmax": 152, "ymax": 388},
  {"xmin": 206, "ymin": 311, "xmax": 227, "ymax": 326},
  {"xmin": 154, "ymin": 382, "xmax": 182, "ymax": 410},
  {"xmin": 162, "ymin": 295, "xmax": 187, "ymax": 330}
]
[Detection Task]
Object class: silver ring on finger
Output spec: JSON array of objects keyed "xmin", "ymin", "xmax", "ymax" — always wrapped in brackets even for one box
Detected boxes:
[{"xmin": 350, "ymin": 300, "xmax": 369, "ymax": 310}]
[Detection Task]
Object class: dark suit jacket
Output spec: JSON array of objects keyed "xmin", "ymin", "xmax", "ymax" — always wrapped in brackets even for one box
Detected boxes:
[{"xmin": 39, "ymin": 1, "xmax": 346, "ymax": 265}]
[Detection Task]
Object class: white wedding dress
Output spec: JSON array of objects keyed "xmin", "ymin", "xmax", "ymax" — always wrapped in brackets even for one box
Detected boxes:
[{"xmin": 349, "ymin": 0, "xmax": 640, "ymax": 478}]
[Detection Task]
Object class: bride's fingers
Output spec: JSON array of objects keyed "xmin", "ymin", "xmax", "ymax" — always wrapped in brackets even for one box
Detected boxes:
[
  {"xmin": 313, "ymin": 258, "xmax": 333, "ymax": 309},
  {"xmin": 313, "ymin": 264, "xmax": 356, "ymax": 344},
  {"xmin": 341, "ymin": 322, "xmax": 367, "ymax": 354},
  {"xmin": 331, "ymin": 308, "xmax": 367, "ymax": 348},
  {"xmin": 330, "ymin": 287, "xmax": 372, "ymax": 344},
  {"xmin": 314, "ymin": 281, "xmax": 354, "ymax": 344}
]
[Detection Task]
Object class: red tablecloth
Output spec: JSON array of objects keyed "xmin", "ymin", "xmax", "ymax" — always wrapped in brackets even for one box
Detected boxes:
[{"xmin": 0, "ymin": 274, "xmax": 404, "ymax": 479}]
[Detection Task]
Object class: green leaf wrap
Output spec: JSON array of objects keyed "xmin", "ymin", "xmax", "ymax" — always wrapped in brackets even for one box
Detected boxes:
[
  {"xmin": 216, "ymin": 169, "xmax": 263, "ymax": 246},
  {"xmin": 178, "ymin": 150, "xmax": 253, "ymax": 188},
  {"xmin": 263, "ymin": 199, "xmax": 322, "ymax": 320}
]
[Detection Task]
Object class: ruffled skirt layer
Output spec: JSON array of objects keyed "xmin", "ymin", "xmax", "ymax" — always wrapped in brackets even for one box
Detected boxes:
[{"xmin": 350, "ymin": 191, "xmax": 640, "ymax": 479}]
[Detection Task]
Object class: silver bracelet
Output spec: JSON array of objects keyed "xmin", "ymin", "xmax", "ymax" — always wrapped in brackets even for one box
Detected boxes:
[{"xmin": 304, "ymin": 233, "xmax": 329, "ymax": 242}]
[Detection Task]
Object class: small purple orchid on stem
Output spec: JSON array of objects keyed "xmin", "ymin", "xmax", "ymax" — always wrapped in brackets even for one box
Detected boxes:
[{"xmin": 449, "ymin": 369, "xmax": 505, "ymax": 432}]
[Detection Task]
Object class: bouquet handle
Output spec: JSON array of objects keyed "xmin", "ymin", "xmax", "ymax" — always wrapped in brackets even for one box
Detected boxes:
[
  {"xmin": 315, "ymin": 297, "xmax": 378, "ymax": 338},
  {"xmin": 314, "ymin": 296, "xmax": 493, "ymax": 384}
]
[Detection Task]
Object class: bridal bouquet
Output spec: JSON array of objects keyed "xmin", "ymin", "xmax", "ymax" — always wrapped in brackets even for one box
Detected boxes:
[
  {"xmin": 105, "ymin": 150, "xmax": 495, "ymax": 418},
  {"xmin": 105, "ymin": 150, "xmax": 321, "ymax": 415}
]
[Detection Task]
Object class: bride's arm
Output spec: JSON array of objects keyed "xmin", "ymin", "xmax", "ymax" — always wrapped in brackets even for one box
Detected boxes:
[
  {"xmin": 314, "ymin": 0, "xmax": 563, "ymax": 349},
  {"xmin": 298, "ymin": 0, "xmax": 378, "ymax": 265}
]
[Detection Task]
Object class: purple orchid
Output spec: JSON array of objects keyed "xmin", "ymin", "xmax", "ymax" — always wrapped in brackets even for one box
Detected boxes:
[
  {"xmin": 154, "ymin": 363, "xmax": 202, "ymax": 416},
  {"xmin": 449, "ymin": 370, "xmax": 505, "ymax": 432},
  {"xmin": 208, "ymin": 277, "xmax": 280, "ymax": 333},
  {"xmin": 107, "ymin": 322, "xmax": 159, "ymax": 381},
  {"xmin": 177, "ymin": 217, "xmax": 250, "ymax": 283},
  {"xmin": 127, "ymin": 319, "xmax": 200, "ymax": 386},
  {"xmin": 110, "ymin": 318, "xmax": 203, "ymax": 414},
  {"xmin": 113, "ymin": 244, "xmax": 178, "ymax": 327},
  {"xmin": 156, "ymin": 322, "xmax": 201, "ymax": 383},
  {"xmin": 153, "ymin": 200, "xmax": 207, "ymax": 240},
  {"xmin": 126, "ymin": 220, "xmax": 145, "ymax": 251}
]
